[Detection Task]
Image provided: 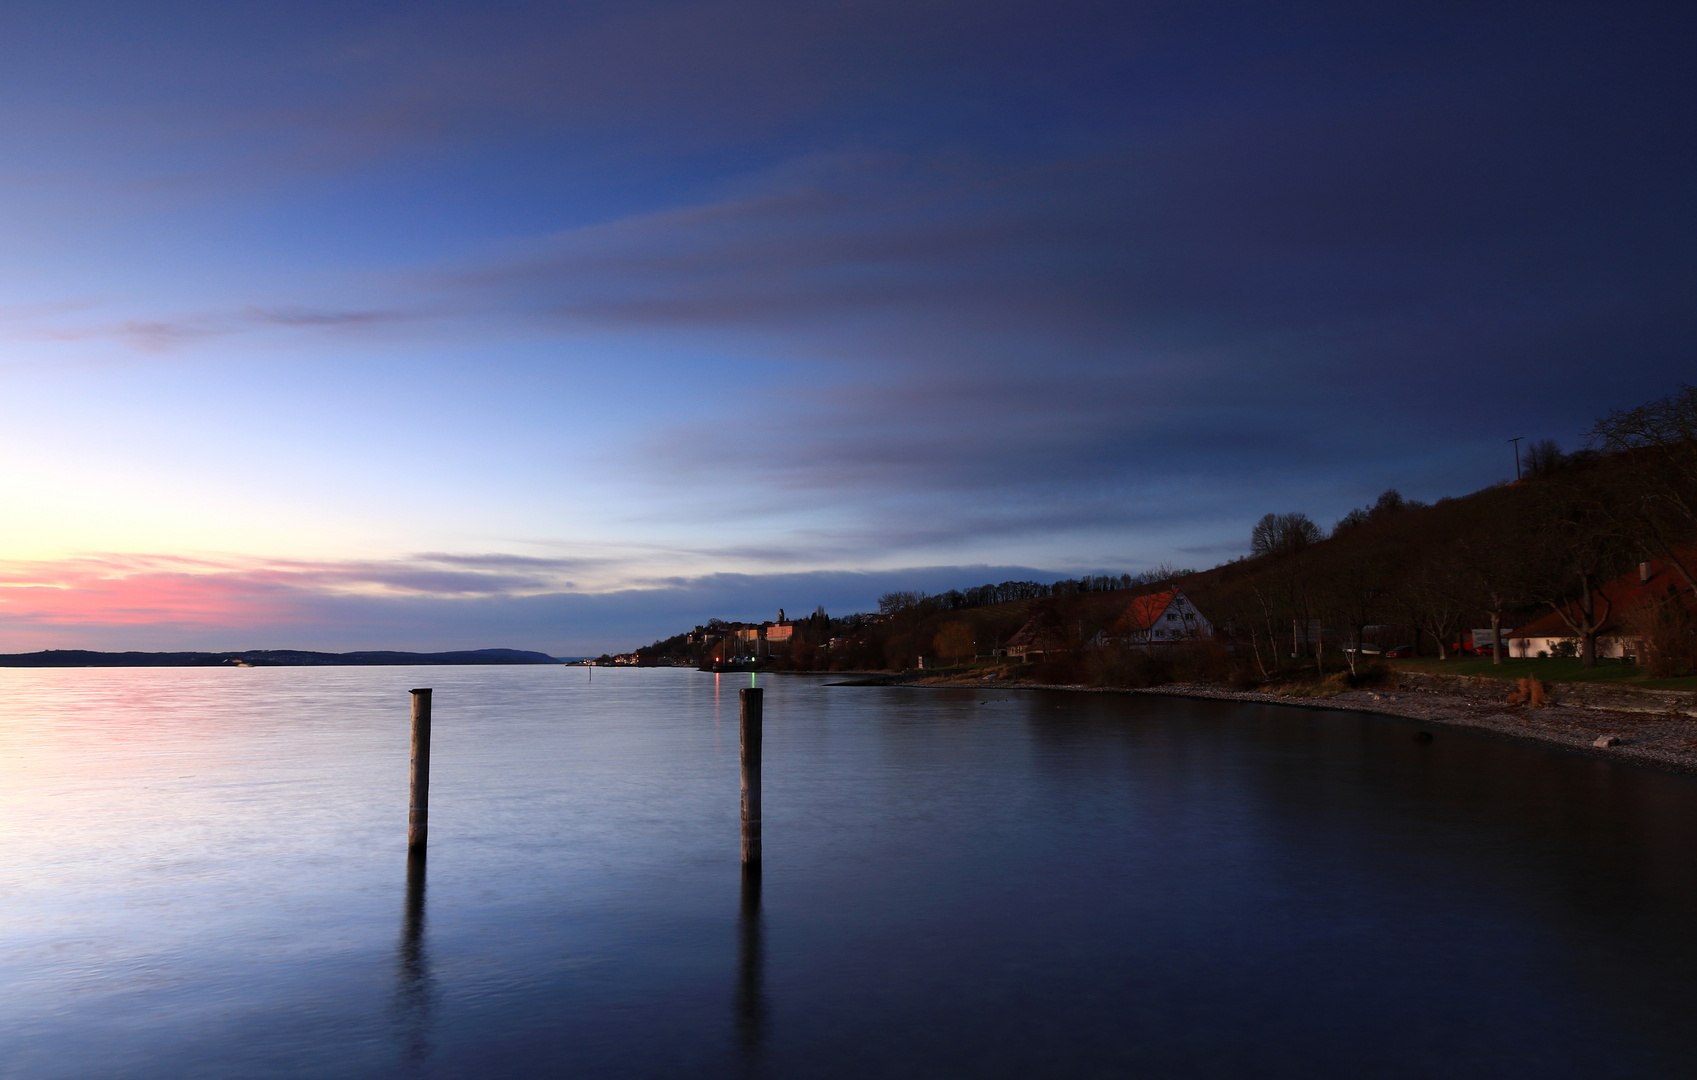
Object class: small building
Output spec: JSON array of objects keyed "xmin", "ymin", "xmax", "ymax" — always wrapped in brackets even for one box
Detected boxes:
[
  {"xmin": 1110, "ymin": 589, "xmax": 1212, "ymax": 645},
  {"xmin": 732, "ymin": 627, "xmax": 761, "ymax": 658},
  {"xmin": 1005, "ymin": 612, "xmax": 1070, "ymax": 662},
  {"xmin": 1512, "ymin": 553, "xmax": 1696, "ymax": 660}
]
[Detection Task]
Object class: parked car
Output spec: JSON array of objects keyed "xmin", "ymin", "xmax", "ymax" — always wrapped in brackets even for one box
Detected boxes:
[
  {"xmin": 1447, "ymin": 633, "xmax": 1486, "ymax": 656},
  {"xmin": 1383, "ymin": 644, "xmax": 1414, "ymax": 658}
]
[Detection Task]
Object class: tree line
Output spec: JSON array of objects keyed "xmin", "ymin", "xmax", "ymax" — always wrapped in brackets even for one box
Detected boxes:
[
  {"xmin": 1195, "ymin": 384, "xmax": 1697, "ymax": 677},
  {"xmin": 876, "ymin": 565, "xmax": 1196, "ymax": 616}
]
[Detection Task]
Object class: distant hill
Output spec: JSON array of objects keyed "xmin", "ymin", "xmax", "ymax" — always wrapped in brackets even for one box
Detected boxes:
[{"xmin": 0, "ymin": 648, "xmax": 565, "ymax": 668}]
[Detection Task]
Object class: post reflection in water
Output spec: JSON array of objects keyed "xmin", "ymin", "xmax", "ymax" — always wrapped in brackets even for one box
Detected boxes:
[
  {"xmin": 394, "ymin": 850, "xmax": 435, "ymax": 1069},
  {"xmin": 735, "ymin": 863, "xmax": 767, "ymax": 1056}
]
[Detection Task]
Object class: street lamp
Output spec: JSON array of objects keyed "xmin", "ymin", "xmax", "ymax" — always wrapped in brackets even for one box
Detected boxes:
[{"xmin": 1508, "ymin": 436, "xmax": 1525, "ymax": 481}]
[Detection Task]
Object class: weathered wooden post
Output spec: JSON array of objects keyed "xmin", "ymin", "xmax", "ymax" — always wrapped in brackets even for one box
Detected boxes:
[
  {"xmin": 740, "ymin": 687, "xmax": 762, "ymax": 865},
  {"xmin": 409, "ymin": 689, "xmax": 432, "ymax": 851},
  {"xmin": 736, "ymin": 854, "xmax": 765, "ymax": 1052}
]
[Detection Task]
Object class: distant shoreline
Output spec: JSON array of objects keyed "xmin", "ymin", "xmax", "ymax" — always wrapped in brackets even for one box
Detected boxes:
[{"xmin": 0, "ymin": 648, "xmax": 571, "ymax": 668}]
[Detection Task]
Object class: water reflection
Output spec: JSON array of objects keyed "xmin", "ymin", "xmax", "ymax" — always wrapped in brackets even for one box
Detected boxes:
[
  {"xmin": 13, "ymin": 669, "xmax": 1697, "ymax": 1077},
  {"xmin": 394, "ymin": 850, "xmax": 434, "ymax": 1070},
  {"xmin": 735, "ymin": 863, "xmax": 766, "ymax": 1057}
]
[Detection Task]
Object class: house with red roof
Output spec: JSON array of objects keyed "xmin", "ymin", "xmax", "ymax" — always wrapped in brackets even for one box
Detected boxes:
[
  {"xmin": 1511, "ymin": 552, "xmax": 1697, "ymax": 659},
  {"xmin": 1109, "ymin": 588, "xmax": 1212, "ymax": 645}
]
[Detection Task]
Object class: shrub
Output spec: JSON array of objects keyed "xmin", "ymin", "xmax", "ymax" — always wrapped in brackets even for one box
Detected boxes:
[
  {"xmin": 1083, "ymin": 645, "xmax": 1167, "ymax": 688},
  {"xmin": 1171, "ymin": 641, "xmax": 1234, "ymax": 683},
  {"xmin": 1507, "ymin": 677, "xmax": 1547, "ymax": 707},
  {"xmin": 1032, "ymin": 652, "xmax": 1085, "ymax": 684},
  {"xmin": 1079, "ymin": 641, "xmax": 1233, "ymax": 689},
  {"xmin": 1340, "ymin": 661, "xmax": 1389, "ymax": 688}
]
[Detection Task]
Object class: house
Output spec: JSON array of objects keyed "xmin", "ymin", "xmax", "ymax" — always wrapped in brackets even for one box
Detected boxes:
[
  {"xmin": 765, "ymin": 620, "xmax": 794, "ymax": 657},
  {"xmin": 1110, "ymin": 589, "xmax": 1212, "ymax": 645},
  {"xmin": 710, "ymin": 613, "xmax": 800, "ymax": 660},
  {"xmin": 732, "ymin": 627, "xmax": 761, "ymax": 658},
  {"xmin": 1005, "ymin": 612, "xmax": 1070, "ymax": 662},
  {"xmin": 1512, "ymin": 552, "xmax": 1696, "ymax": 659}
]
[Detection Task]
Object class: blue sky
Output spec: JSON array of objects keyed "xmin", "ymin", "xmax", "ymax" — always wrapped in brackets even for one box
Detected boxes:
[{"xmin": 2, "ymin": 0, "xmax": 1693, "ymax": 654}]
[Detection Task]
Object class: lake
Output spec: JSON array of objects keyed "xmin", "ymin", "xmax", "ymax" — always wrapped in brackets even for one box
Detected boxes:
[{"xmin": 3, "ymin": 665, "xmax": 1695, "ymax": 1078}]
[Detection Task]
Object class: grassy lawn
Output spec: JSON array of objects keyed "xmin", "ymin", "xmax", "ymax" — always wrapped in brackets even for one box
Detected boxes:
[{"xmin": 1385, "ymin": 656, "xmax": 1697, "ymax": 691}]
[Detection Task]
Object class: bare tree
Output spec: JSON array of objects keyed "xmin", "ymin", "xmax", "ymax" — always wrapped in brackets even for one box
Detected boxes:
[
  {"xmin": 1395, "ymin": 553, "xmax": 1468, "ymax": 660},
  {"xmin": 1247, "ymin": 585, "xmax": 1278, "ymax": 679},
  {"xmin": 1131, "ymin": 562, "xmax": 1196, "ymax": 586},
  {"xmin": 1589, "ymin": 384, "xmax": 1697, "ymax": 601},
  {"xmin": 1333, "ymin": 489, "xmax": 1426, "ymax": 534},
  {"xmin": 1324, "ymin": 540, "xmax": 1394, "ymax": 677},
  {"xmin": 1518, "ymin": 466, "xmax": 1632, "ymax": 667},
  {"xmin": 1251, "ymin": 512, "xmax": 1324, "ymax": 557},
  {"xmin": 1452, "ymin": 495, "xmax": 1539, "ymax": 665},
  {"xmin": 878, "ymin": 590, "xmax": 928, "ymax": 615},
  {"xmin": 1523, "ymin": 439, "xmax": 1566, "ymax": 477}
]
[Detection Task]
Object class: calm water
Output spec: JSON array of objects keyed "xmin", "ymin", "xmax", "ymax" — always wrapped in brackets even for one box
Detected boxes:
[{"xmin": 3, "ymin": 666, "xmax": 1697, "ymax": 1078}]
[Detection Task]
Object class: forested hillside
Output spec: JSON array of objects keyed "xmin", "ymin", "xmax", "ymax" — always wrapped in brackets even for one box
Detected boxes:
[{"xmin": 640, "ymin": 386, "xmax": 1697, "ymax": 684}]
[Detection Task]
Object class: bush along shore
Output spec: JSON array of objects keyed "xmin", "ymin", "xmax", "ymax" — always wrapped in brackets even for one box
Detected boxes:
[{"xmin": 861, "ymin": 658, "xmax": 1697, "ymax": 776}]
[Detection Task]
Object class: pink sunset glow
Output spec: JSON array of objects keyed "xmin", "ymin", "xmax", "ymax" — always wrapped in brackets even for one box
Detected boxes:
[
  {"xmin": 0, "ymin": 554, "xmax": 571, "ymax": 650},
  {"xmin": 1, "ymin": 557, "xmax": 365, "ymax": 637}
]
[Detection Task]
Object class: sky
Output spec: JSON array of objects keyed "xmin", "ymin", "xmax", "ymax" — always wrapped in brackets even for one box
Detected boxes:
[{"xmin": 1, "ymin": 0, "xmax": 1693, "ymax": 655}]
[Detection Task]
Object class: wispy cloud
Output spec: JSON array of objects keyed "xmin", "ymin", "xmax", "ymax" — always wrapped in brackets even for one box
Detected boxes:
[
  {"xmin": 243, "ymin": 305, "xmax": 416, "ymax": 329},
  {"xmin": 5, "ymin": 304, "xmax": 423, "ymax": 352},
  {"xmin": 0, "ymin": 551, "xmax": 1094, "ymax": 654}
]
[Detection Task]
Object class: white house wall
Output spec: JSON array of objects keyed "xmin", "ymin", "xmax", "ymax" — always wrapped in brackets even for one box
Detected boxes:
[{"xmin": 1510, "ymin": 636, "xmax": 1629, "ymax": 660}]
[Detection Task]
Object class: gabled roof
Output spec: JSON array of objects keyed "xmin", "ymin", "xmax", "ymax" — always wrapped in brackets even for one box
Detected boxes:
[
  {"xmin": 1514, "ymin": 550, "xmax": 1697, "ymax": 638},
  {"xmin": 1006, "ymin": 612, "xmax": 1069, "ymax": 653},
  {"xmin": 1111, "ymin": 588, "xmax": 1180, "ymax": 634}
]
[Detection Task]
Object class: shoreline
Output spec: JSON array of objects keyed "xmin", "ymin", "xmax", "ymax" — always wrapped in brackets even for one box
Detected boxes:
[{"xmin": 835, "ymin": 671, "xmax": 1697, "ymax": 778}]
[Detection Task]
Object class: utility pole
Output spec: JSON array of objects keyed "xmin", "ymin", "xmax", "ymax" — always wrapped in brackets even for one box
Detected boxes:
[{"xmin": 1509, "ymin": 436, "xmax": 1525, "ymax": 481}]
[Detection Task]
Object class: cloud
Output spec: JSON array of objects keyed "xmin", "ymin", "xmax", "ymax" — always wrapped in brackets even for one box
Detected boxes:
[
  {"xmin": 444, "ymin": 151, "xmax": 1156, "ymax": 347},
  {"xmin": 0, "ymin": 0, "xmax": 1149, "ymax": 201},
  {"xmin": 5, "ymin": 304, "xmax": 421, "ymax": 352},
  {"xmin": 243, "ymin": 305, "xmax": 416, "ymax": 329},
  {"xmin": 1, "ymin": 0, "xmax": 1692, "ymax": 582},
  {"xmin": 0, "ymin": 551, "xmax": 1103, "ymax": 655},
  {"xmin": 117, "ymin": 318, "xmax": 231, "ymax": 352},
  {"xmin": 402, "ymin": 25, "xmax": 1692, "ymax": 538}
]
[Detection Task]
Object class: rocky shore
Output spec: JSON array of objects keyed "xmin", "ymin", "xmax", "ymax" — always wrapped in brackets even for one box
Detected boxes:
[{"xmin": 885, "ymin": 668, "xmax": 1697, "ymax": 776}]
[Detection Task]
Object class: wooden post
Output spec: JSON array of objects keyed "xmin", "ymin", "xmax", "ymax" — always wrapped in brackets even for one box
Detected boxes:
[
  {"xmin": 736, "ymin": 859, "xmax": 764, "ymax": 1051},
  {"xmin": 740, "ymin": 687, "xmax": 762, "ymax": 865},
  {"xmin": 409, "ymin": 689, "xmax": 432, "ymax": 851}
]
